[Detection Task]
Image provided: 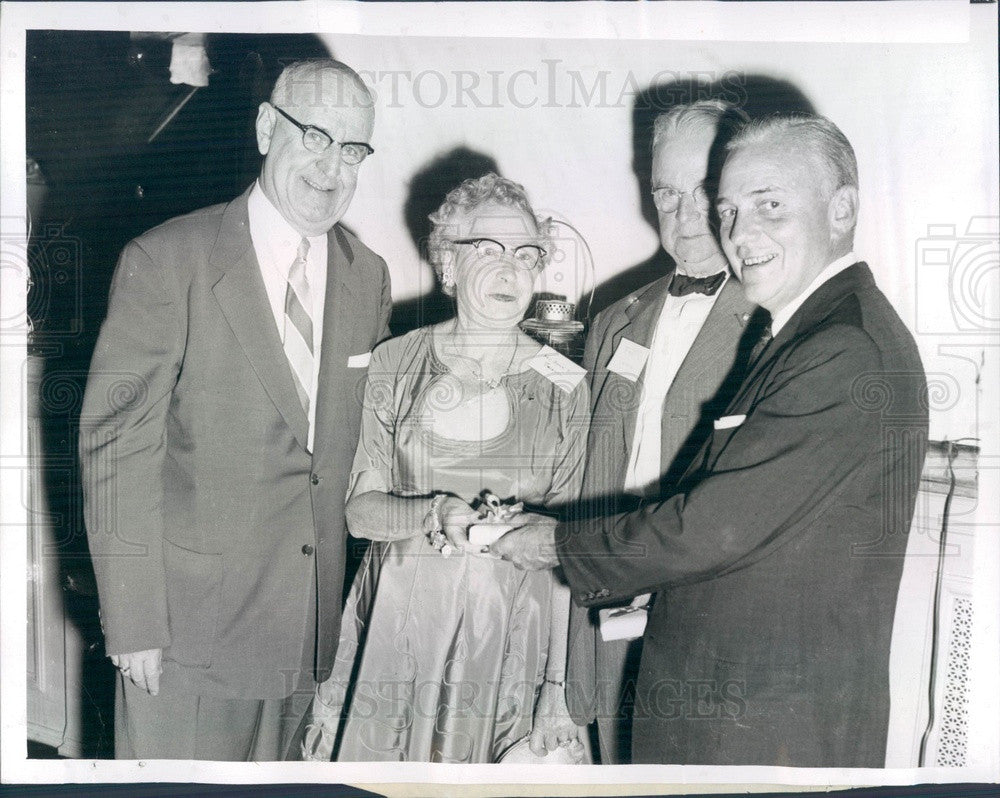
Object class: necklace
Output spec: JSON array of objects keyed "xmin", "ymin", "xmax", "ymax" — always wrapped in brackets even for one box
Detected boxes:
[{"xmin": 438, "ymin": 327, "xmax": 520, "ymax": 390}]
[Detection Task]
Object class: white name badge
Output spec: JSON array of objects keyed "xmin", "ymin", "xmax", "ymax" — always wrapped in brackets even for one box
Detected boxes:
[
  {"xmin": 526, "ymin": 346, "xmax": 586, "ymax": 393},
  {"xmin": 607, "ymin": 338, "xmax": 649, "ymax": 383}
]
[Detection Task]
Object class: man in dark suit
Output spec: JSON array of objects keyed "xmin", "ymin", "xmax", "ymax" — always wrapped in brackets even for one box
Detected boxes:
[
  {"xmin": 79, "ymin": 59, "xmax": 391, "ymax": 760},
  {"xmin": 563, "ymin": 100, "xmax": 761, "ymax": 764},
  {"xmin": 495, "ymin": 113, "xmax": 928, "ymax": 766}
]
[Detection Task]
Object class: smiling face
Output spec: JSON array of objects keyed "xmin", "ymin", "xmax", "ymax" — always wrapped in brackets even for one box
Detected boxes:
[
  {"xmin": 449, "ymin": 202, "xmax": 543, "ymax": 330},
  {"xmin": 651, "ymin": 125, "xmax": 729, "ymax": 277},
  {"xmin": 256, "ymin": 72, "xmax": 374, "ymax": 237},
  {"xmin": 716, "ymin": 138, "xmax": 854, "ymax": 315}
]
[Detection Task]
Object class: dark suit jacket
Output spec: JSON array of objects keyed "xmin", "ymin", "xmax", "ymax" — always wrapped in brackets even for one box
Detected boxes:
[
  {"xmin": 559, "ymin": 263, "xmax": 928, "ymax": 766},
  {"xmin": 80, "ymin": 188, "xmax": 391, "ymax": 699},
  {"xmin": 565, "ymin": 274, "xmax": 760, "ymax": 726}
]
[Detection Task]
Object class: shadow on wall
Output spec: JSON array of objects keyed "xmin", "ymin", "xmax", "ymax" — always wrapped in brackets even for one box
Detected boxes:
[
  {"xmin": 390, "ymin": 147, "xmax": 502, "ymax": 337},
  {"xmin": 26, "ymin": 30, "xmax": 335, "ymax": 758},
  {"xmin": 590, "ymin": 75, "xmax": 817, "ymax": 316}
]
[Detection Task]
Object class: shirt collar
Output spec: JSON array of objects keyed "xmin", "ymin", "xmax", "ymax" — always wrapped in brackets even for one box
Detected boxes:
[
  {"xmin": 248, "ymin": 181, "xmax": 325, "ymax": 277},
  {"xmin": 770, "ymin": 251, "xmax": 857, "ymax": 337}
]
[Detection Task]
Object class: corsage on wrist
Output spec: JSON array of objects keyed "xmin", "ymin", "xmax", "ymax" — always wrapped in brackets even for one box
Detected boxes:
[{"xmin": 424, "ymin": 493, "xmax": 454, "ymax": 558}]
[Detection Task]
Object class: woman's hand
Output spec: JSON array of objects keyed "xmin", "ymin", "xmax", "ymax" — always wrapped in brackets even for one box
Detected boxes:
[
  {"xmin": 424, "ymin": 495, "xmax": 480, "ymax": 554},
  {"xmin": 529, "ymin": 679, "xmax": 585, "ymax": 758}
]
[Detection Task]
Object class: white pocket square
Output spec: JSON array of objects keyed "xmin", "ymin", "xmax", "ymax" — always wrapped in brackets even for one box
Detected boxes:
[
  {"xmin": 713, "ymin": 414, "xmax": 746, "ymax": 430},
  {"xmin": 347, "ymin": 352, "xmax": 371, "ymax": 368}
]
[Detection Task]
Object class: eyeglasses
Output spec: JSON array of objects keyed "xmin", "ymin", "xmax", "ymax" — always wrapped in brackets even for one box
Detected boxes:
[
  {"xmin": 651, "ymin": 184, "xmax": 710, "ymax": 213},
  {"xmin": 449, "ymin": 238, "xmax": 547, "ymax": 271},
  {"xmin": 273, "ymin": 106, "xmax": 374, "ymax": 165}
]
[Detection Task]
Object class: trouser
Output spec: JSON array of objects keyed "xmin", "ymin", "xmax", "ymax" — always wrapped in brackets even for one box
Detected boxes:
[
  {"xmin": 593, "ymin": 635, "xmax": 643, "ymax": 765},
  {"xmin": 115, "ymin": 569, "xmax": 318, "ymax": 760},
  {"xmin": 114, "ymin": 673, "xmax": 316, "ymax": 760}
]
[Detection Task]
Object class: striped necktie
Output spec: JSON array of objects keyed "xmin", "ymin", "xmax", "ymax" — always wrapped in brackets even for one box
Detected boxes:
[{"xmin": 283, "ymin": 237, "xmax": 314, "ymax": 417}]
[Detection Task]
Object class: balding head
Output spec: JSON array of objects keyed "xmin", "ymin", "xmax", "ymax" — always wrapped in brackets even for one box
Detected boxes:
[
  {"xmin": 270, "ymin": 59, "xmax": 373, "ymax": 115},
  {"xmin": 255, "ymin": 59, "xmax": 375, "ymax": 237}
]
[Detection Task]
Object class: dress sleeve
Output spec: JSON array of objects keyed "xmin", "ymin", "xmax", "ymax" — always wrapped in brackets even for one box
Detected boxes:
[
  {"xmin": 542, "ymin": 380, "xmax": 591, "ymax": 510},
  {"xmin": 347, "ymin": 341, "xmax": 397, "ymax": 500}
]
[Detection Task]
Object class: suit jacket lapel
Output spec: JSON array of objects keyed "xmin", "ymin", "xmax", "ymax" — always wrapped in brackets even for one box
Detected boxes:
[
  {"xmin": 658, "ymin": 275, "xmax": 755, "ymax": 479},
  {"xmin": 730, "ymin": 262, "xmax": 869, "ymax": 412},
  {"xmin": 663, "ymin": 276, "xmax": 749, "ymax": 411},
  {"xmin": 313, "ymin": 226, "xmax": 358, "ymax": 454},
  {"xmin": 615, "ymin": 276, "xmax": 671, "ymax": 456},
  {"xmin": 210, "ymin": 191, "xmax": 310, "ymax": 450}
]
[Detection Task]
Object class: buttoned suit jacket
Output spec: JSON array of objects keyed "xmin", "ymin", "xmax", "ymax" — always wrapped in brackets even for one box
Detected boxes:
[
  {"xmin": 559, "ymin": 263, "xmax": 928, "ymax": 766},
  {"xmin": 565, "ymin": 274, "xmax": 760, "ymax": 726},
  {"xmin": 80, "ymin": 187, "xmax": 391, "ymax": 699}
]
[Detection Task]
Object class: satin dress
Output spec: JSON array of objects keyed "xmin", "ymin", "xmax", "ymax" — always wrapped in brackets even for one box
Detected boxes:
[{"xmin": 303, "ymin": 327, "xmax": 588, "ymax": 763}]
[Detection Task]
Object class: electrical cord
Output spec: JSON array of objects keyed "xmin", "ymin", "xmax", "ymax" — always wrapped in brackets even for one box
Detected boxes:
[{"xmin": 917, "ymin": 436, "xmax": 979, "ymax": 766}]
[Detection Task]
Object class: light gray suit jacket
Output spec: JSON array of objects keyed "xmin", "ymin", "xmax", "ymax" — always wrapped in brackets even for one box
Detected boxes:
[{"xmin": 80, "ymin": 187, "xmax": 391, "ymax": 698}]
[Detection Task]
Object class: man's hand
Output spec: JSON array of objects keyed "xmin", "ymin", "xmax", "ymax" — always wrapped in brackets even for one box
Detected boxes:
[
  {"xmin": 490, "ymin": 512, "xmax": 560, "ymax": 570},
  {"xmin": 110, "ymin": 648, "xmax": 163, "ymax": 695}
]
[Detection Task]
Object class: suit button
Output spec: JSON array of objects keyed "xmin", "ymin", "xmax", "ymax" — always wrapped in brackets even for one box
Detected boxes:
[
  {"xmin": 597, "ymin": 588, "xmax": 610, "ymax": 598},
  {"xmin": 310, "ymin": 474, "xmax": 320, "ymax": 485},
  {"xmin": 301, "ymin": 544, "xmax": 315, "ymax": 556}
]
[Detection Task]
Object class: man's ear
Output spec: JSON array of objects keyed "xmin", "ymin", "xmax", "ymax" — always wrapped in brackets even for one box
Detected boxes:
[
  {"xmin": 255, "ymin": 102, "xmax": 275, "ymax": 156},
  {"xmin": 829, "ymin": 185, "xmax": 859, "ymax": 242}
]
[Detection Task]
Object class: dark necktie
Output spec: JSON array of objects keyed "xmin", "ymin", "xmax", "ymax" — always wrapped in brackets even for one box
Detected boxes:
[
  {"xmin": 748, "ymin": 322, "xmax": 773, "ymax": 369},
  {"xmin": 668, "ymin": 271, "xmax": 727, "ymax": 297}
]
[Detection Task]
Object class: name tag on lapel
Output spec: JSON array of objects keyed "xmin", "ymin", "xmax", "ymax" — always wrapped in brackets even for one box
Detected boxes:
[
  {"xmin": 527, "ymin": 346, "xmax": 586, "ymax": 393},
  {"xmin": 713, "ymin": 414, "xmax": 746, "ymax": 430},
  {"xmin": 607, "ymin": 338, "xmax": 649, "ymax": 383},
  {"xmin": 347, "ymin": 352, "xmax": 371, "ymax": 368}
]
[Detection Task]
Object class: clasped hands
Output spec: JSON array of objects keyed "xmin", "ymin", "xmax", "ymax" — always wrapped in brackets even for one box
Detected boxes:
[{"xmin": 425, "ymin": 495, "xmax": 560, "ymax": 570}]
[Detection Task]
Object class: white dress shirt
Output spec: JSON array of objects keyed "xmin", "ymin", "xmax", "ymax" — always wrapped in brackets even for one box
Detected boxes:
[
  {"xmin": 770, "ymin": 251, "xmax": 857, "ymax": 337},
  {"xmin": 623, "ymin": 274, "xmax": 728, "ymax": 496},
  {"xmin": 248, "ymin": 181, "xmax": 328, "ymax": 451}
]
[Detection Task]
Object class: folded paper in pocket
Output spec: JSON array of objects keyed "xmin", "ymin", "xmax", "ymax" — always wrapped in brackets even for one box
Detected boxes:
[
  {"xmin": 598, "ymin": 592, "xmax": 651, "ymax": 641},
  {"xmin": 347, "ymin": 352, "xmax": 371, "ymax": 368},
  {"xmin": 598, "ymin": 604, "xmax": 648, "ymax": 642},
  {"xmin": 713, "ymin": 413, "xmax": 746, "ymax": 430}
]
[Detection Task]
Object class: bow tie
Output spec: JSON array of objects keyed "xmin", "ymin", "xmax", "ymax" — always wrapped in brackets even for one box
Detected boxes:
[{"xmin": 668, "ymin": 271, "xmax": 727, "ymax": 297}]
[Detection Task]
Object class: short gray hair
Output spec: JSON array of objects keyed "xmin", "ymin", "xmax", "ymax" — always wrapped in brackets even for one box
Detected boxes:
[
  {"xmin": 652, "ymin": 99, "xmax": 749, "ymax": 152},
  {"xmin": 427, "ymin": 173, "xmax": 551, "ymax": 282},
  {"xmin": 270, "ymin": 59, "xmax": 373, "ymax": 110},
  {"xmin": 726, "ymin": 113, "xmax": 859, "ymax": 196}
]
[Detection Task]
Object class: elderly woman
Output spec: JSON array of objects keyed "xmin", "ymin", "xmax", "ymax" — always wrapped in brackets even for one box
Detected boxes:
[{"xmin": 301, "ymin": 174, "xmax": 589, "ymax": 763}]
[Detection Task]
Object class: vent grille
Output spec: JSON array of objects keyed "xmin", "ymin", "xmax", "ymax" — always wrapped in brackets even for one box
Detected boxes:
[{"xmin": 935, "ymin": 596, "xmax": 973, "ymax": 766}]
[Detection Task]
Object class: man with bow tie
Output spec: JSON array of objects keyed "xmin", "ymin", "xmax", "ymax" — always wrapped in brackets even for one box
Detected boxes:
[
  {"xmin": 79, "ymin": 59, "xmax": 391, "ymax": 760},
  {"xmin": 557, "ymin": 100, "xmax": 764, "ymax": 764},
  {"xmin": 495, "ymin": 112, "xmax": 928, "ymax": 766}
]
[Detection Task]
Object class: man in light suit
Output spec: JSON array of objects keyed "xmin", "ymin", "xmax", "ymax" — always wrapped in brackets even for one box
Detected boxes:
[
  {"xmin": 564, "ymin": 100, "xmax": 762, "ymax": 764},
  {"xmin": 79, "ymin": 59, "xmax": 391, "ymax": 760},
  {"xmin": 496, "ymin": 113, "xmax": 928, "ymax": 766}
]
